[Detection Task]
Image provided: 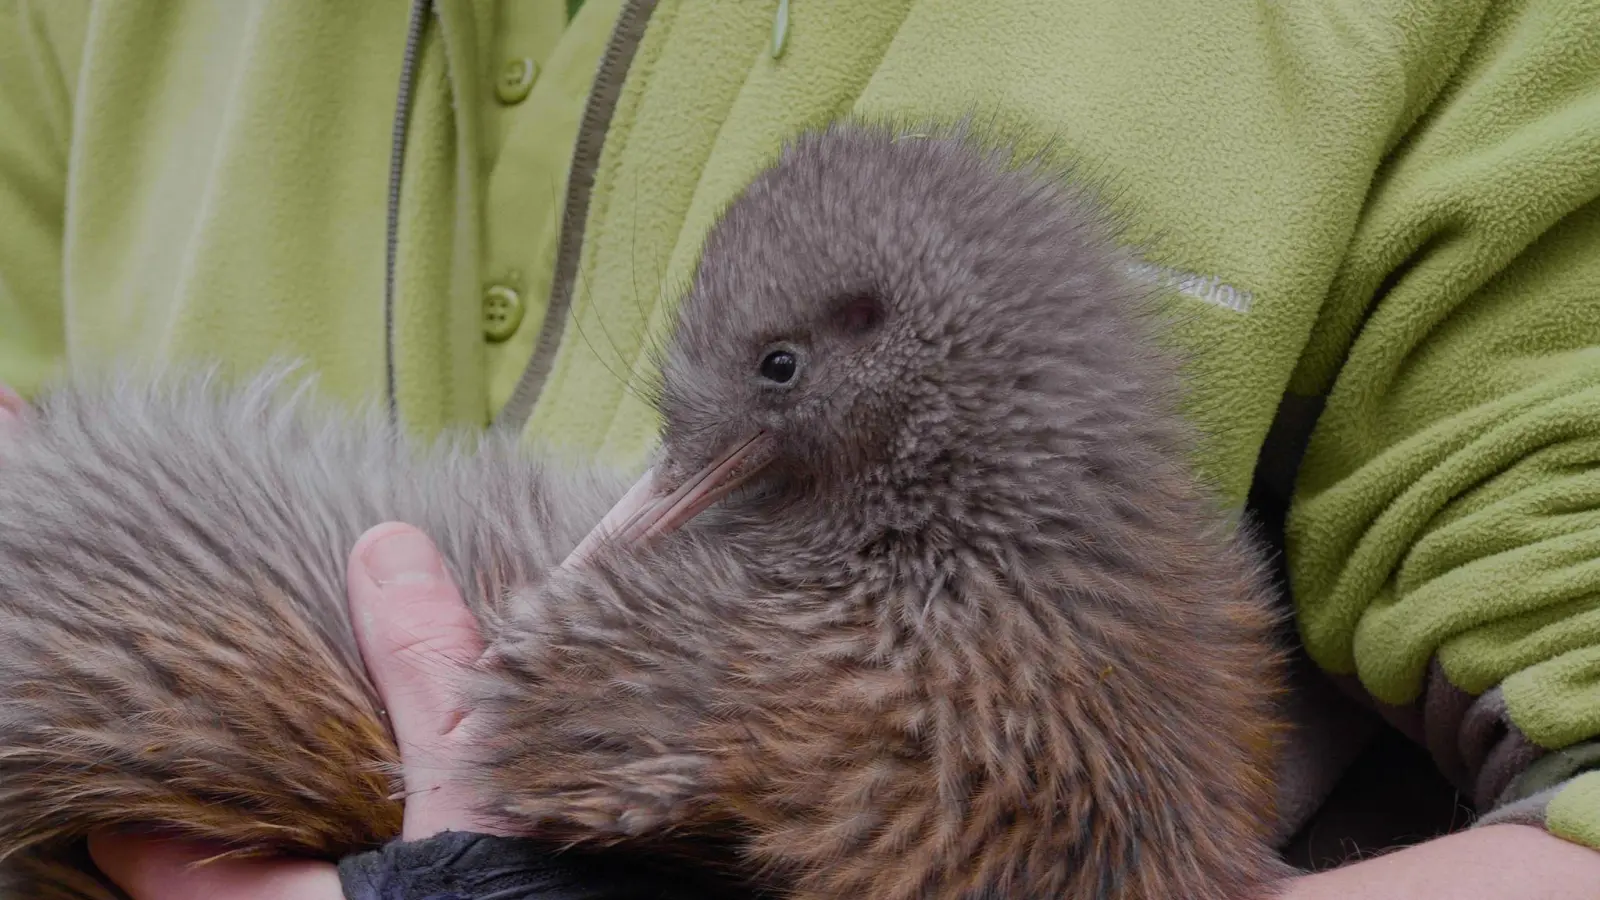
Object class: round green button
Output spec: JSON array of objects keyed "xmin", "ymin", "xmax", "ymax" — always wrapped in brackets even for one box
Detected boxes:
[
  {"xmin": 482, "ymin": 284, "xmax": 525, "ymax": 342},
  {"xmin": 495, "ymin": 57, "xmax": 538, "ymax": 105}
]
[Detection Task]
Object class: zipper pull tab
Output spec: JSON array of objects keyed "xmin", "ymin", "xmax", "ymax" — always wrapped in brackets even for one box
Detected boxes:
[{"xmin": 771, "ymin": 0, "xmax": 790, "ymax": 59}]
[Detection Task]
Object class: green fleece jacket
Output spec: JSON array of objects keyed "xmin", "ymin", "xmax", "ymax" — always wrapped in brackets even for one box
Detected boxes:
[{"xmin": 4, "ymin": 0, "xmax": 1600, "ymax": 856}]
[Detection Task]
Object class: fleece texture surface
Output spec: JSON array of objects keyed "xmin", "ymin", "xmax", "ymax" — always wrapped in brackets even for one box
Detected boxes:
[{"xmin": 3, "ymin": 0, "xmax": 1600, "ymax": 853}]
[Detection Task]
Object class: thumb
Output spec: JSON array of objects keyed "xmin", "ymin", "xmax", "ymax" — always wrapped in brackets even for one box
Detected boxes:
[{"xmin": 348, "ymin": 522, "xmax": 487, "ymax": 838}]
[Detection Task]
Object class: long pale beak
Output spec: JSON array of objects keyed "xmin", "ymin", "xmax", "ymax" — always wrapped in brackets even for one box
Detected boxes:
[{"xmin": 561, "ymin": 431, "xmax": 773, "ymax": 569}]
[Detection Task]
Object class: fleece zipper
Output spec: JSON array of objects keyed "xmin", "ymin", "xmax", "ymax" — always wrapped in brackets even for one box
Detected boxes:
[
  {"xmin": 491, "ymin": 0, "xmax": 660, "ymax": 433},
  {"xmin": 383, "ymin": 0, "xmax": 432, "ymax": 424},
  {"xmin": 383, "ymin": 0, "xmax": 656, "ymax": 432}
]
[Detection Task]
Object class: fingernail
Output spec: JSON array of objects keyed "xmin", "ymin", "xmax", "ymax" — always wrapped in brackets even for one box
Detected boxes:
[{"xmin": 361, "ymin": 527, "xmax": 445, "ymax": 587}]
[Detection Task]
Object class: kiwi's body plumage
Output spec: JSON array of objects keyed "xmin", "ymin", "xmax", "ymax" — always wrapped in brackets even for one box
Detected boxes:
[{"xmin": 0, "ymin": 125, "xmax": 1291, "ymax": 899}]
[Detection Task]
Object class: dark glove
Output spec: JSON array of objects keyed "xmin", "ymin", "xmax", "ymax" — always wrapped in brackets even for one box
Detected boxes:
[{"xmin": 337, "ymin": 830, "xmax": 757, "ymax": 900}]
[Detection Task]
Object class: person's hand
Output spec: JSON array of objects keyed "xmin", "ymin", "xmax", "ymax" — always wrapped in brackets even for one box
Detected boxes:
[
  {"xmin": 87, "ymin": 521, "xmax": 496, "ymax": 899},
  {"xmin": 1279, "ymin": 822, "xmax": 1600, "ymax": 899},
  {"xmin": 0, "ymin": 380, "xmax": 25, "ymax": 434}
]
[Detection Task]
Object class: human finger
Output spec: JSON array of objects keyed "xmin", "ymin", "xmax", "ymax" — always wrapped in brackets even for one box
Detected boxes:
[
  {"xmin": 87, "ymin": 832, "xmax": 341, "ymax": 900},
  {"xmin": 347, "ymin": 521, "xmax": 488, "ymax": 838},
  {"xmin": 0, "ymin": 381, "xmax": 26, "ymax": 436}
]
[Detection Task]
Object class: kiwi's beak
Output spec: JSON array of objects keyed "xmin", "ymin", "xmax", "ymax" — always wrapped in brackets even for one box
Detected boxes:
[{"xmin": 561, "ymin": 431, "xmax": 773, "ymax": 569}]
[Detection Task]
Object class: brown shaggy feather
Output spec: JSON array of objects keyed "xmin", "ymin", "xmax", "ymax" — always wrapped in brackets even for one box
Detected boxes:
[{"xmin": 0, "ymin": 123, "xmax": 1292, "ymax": 899}]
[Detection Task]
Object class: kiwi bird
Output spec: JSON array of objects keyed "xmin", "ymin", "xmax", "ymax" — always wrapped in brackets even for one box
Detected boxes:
[{"xmin": 0, "ymin": 123, "xmax": 1291, "ymax": 900}]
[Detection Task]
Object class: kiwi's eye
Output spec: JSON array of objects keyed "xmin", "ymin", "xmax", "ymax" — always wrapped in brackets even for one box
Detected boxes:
[{"xmin": 759, "ymin": 349, "xmax": 798, "ymax": 384}]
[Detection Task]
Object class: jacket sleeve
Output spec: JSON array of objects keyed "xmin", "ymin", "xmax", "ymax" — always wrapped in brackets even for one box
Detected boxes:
[
  {"xmin": 1285, "ymin": 0, "xmax": 1600, "ymax": 850},
  {"xmin": 0, "ymin": 1, "xmax": 86, "ymax": 397}
]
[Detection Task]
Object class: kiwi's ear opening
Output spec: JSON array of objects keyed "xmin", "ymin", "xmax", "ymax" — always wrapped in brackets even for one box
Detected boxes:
[{"xmin": 829, "ymin": 292, "xmax": 886, "ymax": 337}]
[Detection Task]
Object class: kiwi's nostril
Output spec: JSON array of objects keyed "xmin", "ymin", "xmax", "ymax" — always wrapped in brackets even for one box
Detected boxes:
[{"xmin": 759, "ymin": 350, "xmax": 798, "ymax": 384}]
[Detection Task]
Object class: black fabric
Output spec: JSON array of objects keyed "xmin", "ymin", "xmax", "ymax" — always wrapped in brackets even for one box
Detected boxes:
[
  {"xmin": 1246, "ymin": 392, "xmax": 1469, "ymax": 872},
  {"xmin": 1281, "ymin": 729, "xmax": 1471, "ymax": 872},
  {"xmin": 337, "ymin": 830, "xmax": 757, "ymax": 900}
]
